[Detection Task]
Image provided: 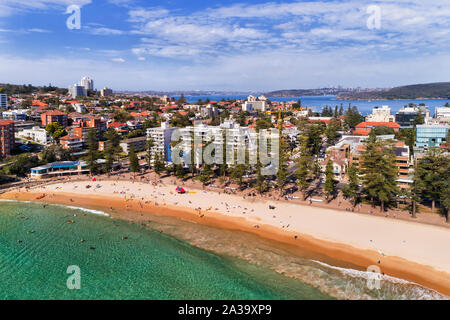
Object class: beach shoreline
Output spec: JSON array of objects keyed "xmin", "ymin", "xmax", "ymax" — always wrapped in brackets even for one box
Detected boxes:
[{"xmin": 2, "ymin": 179, "xmax": 450, "ymax": 297}]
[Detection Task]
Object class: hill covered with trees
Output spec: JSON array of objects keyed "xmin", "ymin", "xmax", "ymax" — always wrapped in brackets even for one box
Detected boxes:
[
  {"xmin": 0, "ymin": 83, "xmax": 68, "ymax": 95},
  {"xmin": 337, "ymin": 82, "xmax": 450, "ymax": 100}
]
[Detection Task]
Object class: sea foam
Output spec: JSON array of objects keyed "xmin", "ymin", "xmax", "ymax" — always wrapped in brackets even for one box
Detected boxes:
[{"xmin": 0, "ymin": 199, "xmax": 110, "ymax": 217}]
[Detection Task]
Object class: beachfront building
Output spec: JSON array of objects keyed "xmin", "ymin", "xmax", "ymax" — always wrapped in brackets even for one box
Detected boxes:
[
  {"xmin": 120, "ymin": 136, "xmax": 147, "ymax": 155},
  {"xmin": 0, "ymin": 120, "xmax": 15, "ymax": 157},
  {"xmin": 365, "ymin": 106, "xmax": 395, "ymax": 123},
  {"xmin": 175, "ymin": 121, "xmax": 257, "ymax": 168},
  {"xmin": 350, "ymin": 139, "xmax": 412, "ymax": 186},
  {"xmin": 415, "ymin": 124, "xmax": 449, "ymax": 149},
  {"xmin": 395, "ymin": 106, "xmax": 429, "ymax": 128},
  {"xmin": 394, "ymin": 141, "xmax": 411, "ymax": 180},
  {"xmin": 59, "ymin": 135, "xmax": 83, "ymax": 151},
  {"xmin": 41, "ymin": 110, "xmax": 68, "ymax": 128},
  {"xmin": 30, "ymin": 161, "xmax": 89, "ymax": 179},
  {"xmin": 147, "ymin": 122, "xmax": 177, "ymax": 161},
  {"xmin": 0, "ymin": 94, "xmax": 7, "ymax": 109},
  {"xmin": 323, "ymin": 151, "xmax": 349, "ymax": 181},
  {"xmin": 242, "ymin": 95, "xmax": 267, "ymax": 113},
  {"xmin": 17, "ymin": 126, "xmax": 52, "ymax": 145}
]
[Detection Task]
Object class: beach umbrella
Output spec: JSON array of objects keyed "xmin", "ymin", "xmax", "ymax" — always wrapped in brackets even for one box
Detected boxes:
[{"xmin": 176, "ymin": 187, "xmax": 186, "ymax": 194}]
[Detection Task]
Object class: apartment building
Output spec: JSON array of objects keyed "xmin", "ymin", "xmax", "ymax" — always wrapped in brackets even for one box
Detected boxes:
[
  {"xmin": 69, "ymin": 84, "xmax": 87, "ymax": 98},
  {"xmin": 1, "ymin": 109, "xmax": 27, "ymax": 121},
  {"xmin": 0, "ymin": 94, "xmax": 8, "ymax": 109},
  {"xmin": 80, "ymin": 77, "xmax": 94, "ymax": 91},
  {"xmin": 146, "ymin": 122, "xmax": 176, "ymax": 161},
  {"xmin": 201, "ymin": 105, "xmax": 219, "ymax": 118},
  {"xmin": 100, "ymin": 88, "xmax": 113, "ymax": 97},
  {"xmin": 365, "ymin": 106, "xmax": 395, "ymax": 123},
  {"xmin": 395, "ymin": 106, "xmax": 429, "ymax": 128},
  {"xmin": 435, "ymin": 107, "xmax": 450, "ymax": 119},
  {"xmin": 59, "ymin": 135, "xmax": 83, "ymax": 151},
  {"xmin": 120, "ymin": 136, "xmax": 147, "ymax": 155},
  {"xmin": 350, "ymin": 139, "xmax": 412, "ymax": 187},
  {"xmin": 0, "ymin": 120, "xmax": 15, "ymax": 157},
  {"xmin": 416, "ymin": 124, "xmax": 449, "ymax": 149},
  {"xmin": 17, "ymin": 126, "xmax": 52, "ymax": 145},
  {"xmin": 242, "ymin": 95, "xmax": 267, "ymax": 112},
  {"xmin": 41, "ymin": 110, "xmax": 68, "ymax": 127}
]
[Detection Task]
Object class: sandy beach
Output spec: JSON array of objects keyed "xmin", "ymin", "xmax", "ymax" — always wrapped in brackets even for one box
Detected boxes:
[{"xmin": 2, "ymin": 178, "xmax": 450, "ymax": 297}]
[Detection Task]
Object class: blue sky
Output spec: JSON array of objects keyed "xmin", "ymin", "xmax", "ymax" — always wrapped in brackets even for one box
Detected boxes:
[{"xmin": 0, "ymin": 0, "xmax": 449, "ymax": 91}]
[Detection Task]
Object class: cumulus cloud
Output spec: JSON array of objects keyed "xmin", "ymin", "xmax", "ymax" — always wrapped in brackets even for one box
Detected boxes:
[
  {"xmin": 1, "ymin": 0, "xmax": 449, "ymax": 90},
  {"xmin": 0, "ymin": 0, "xmax": 91, "ymax": 15},
  {"xmin": 111, "ymin": 58, "xmax": 125, "ymax": 63},
  {"xmin": 87, "ymin": 27, "xmax": 125, "ymax": 35},
  {"xmin": 128, "ymin": 0, "xmax": 450, "ymax": 62}
]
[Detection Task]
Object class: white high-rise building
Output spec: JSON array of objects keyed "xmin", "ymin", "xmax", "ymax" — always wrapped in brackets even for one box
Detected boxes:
[
  {"xmin": 80, "ymin": 77, "xmax": 94, "ymax": 91},
  {"xmin": 69, "ymin": 84, "xmax": 87, "ymax": 98},
  {"xmin": 0, "ymin": 94, "xmax": 7, "ymax": 109},
  {"xmin": 146, "ymin": 122, "xmax": 176, "ymax": 161},
  {"xmin": 242, "ymin": 95, "xmax": 267, "ymax": 112}
]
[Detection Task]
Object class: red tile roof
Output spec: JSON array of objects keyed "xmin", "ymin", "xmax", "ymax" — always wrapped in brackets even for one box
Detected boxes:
[
  {"xmin": 107, "ymin": 122, "xmax": 126, "ymax": 128},
  {"xmin": 0, "ymin": 120, "xmax": 15, "ymax": 125},
  {"xmin": 42, "ymin": 110, "xmax": 67, "ymax": 116},
  {"xmin": 356, "ymin": 122, "xmax": 400, "ymax": 129},
  {"xmin": 353, "ymin": 129, "xmax": 370, "ymax": 136}
]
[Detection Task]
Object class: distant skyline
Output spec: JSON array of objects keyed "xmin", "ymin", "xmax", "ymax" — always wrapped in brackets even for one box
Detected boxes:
[{"xmin": 0, "ymin": 0, "xmax": 449, "ymax": 91}]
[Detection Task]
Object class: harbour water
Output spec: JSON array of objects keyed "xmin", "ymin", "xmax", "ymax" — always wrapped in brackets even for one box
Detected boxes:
[
  {"xmin": 177, "ymin": 95, "xmax": 450, "ymax": 115},
  {"xmin": 0, "ymin": 201, "xmax": 446, "ymax": 300}
]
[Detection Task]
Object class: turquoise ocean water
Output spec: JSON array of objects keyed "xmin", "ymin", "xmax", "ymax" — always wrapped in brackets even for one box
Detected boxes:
[
  {"xmin": 0, "ymin": 201, "xmax": 447, "ymax": 300},
  {"xmin": 0, "ymin": 201, "xmax": 329, "ymax": 300}
]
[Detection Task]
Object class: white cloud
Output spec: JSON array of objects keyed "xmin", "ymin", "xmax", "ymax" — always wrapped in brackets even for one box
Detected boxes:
[
  {"xmin": 27, "ymin": 28, "xmax": 51, "ymax": 33},
  {"xmin": 0, "ymin": 0, "xmax": 91, "ymax": 16},
  {"xmin": 1, "ymin": 48, "xmax": 449, "ymax": 91},
  {"xmin": 128, "ymin": 8, "xmax": 169, "ymax": 22},
  {"xmin": 87, "ymin": 27, "xmax": 125, "ymax": 35},
  {"xmin": 127, "ymin": 0, "xmax": 450, "ymax": 62},
  {"xmin": 1, "ymin": 0, "xmax": 449, "ymax": 90}
]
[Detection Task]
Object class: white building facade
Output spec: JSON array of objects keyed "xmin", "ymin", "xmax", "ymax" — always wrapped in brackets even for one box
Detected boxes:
[
  {"xmin": 69, "ymin": 84, "xmax": 87, "ymax": 98},
  {"xmin": 242, "ymin": 95, "xmax": 267, "ymax": 113},
  {"xmin": 80, "ymin": 77, "xmax": 94, "ymax": 91},
  {"xmin": 17, "ymin": 126, "xmax": 52, "ymax": 145},
  {"xmin": 366, "ymin": 106, "xmax": 395, "ymax": 122},
  {"xmin": 146, "ymin": 122, "xmax": 177, "ymax": 161}
]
